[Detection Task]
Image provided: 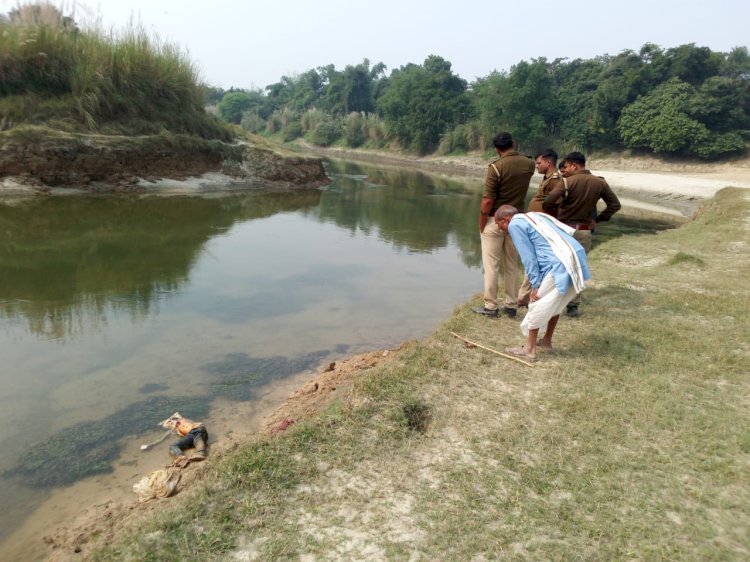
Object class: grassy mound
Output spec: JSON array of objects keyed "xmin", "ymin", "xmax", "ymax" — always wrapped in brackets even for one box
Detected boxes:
[{"xmin": 0, "ymin": 4, "xmax": 231, "ymax": 141}]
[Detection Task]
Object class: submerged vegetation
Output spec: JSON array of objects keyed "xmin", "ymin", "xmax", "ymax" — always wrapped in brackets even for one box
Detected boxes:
[
  {"xmin": 90, "ymin": 188, "xmax": 750, "ymax": 559},
  {"xmin": 215, "ymin": 45, "xmax": 750, "ymax": 158},
  {"xmin": 5, "ymin": 349, "xmax": 331, "ymax": 487},
  {"xmin": 0, "ymin": 2, "xmax": 232, "ymax": 140}
]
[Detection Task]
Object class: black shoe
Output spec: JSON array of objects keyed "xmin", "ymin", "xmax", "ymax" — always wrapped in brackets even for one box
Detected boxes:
[
  {"xmin": 566, "ymin": 304, "xmax": 579, "ymax": 318},
  {"xmin": 502, "ymin": 307, "xmax": 517, "ymax": 318},
  {"xmin": 472, "ymin": 306, "xmax": 499, "ymax": 318}
]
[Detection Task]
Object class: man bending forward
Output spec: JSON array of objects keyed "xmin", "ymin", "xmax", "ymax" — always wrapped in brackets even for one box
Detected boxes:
[{"xmin": 494, "ymin": 205, "xmax": 590, "ymax": 360}]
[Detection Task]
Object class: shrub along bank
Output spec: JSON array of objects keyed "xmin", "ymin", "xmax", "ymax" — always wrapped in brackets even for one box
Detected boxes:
[{"xmin": 89, "ymin": 187, "xmax": 750, "ymax": 560}]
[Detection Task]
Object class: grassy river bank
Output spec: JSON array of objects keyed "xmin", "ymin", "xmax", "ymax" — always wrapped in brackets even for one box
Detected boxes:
[{"xmin": 63, "ymin": 185, "xmax": 750, "ymax": 560}]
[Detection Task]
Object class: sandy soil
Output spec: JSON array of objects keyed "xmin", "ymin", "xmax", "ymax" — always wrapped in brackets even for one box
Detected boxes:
[{"xmin": 7, "ymin": 148, "xmax": 750, "ymax": 560}]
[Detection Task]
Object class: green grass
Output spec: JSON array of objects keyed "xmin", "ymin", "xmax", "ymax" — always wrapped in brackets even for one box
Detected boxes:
[
  {"xmin": 0, "ymin": 11, "xmax": 232, "ymax": 140},
  {"xmin": 90, "ymin": 188, "xmax": 750, "ymax": 560}
]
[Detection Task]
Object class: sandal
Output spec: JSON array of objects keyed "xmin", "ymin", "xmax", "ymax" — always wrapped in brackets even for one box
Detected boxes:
[{"xmin": 506, "ymin": 346, "xmax": 538, "ymax": 361}]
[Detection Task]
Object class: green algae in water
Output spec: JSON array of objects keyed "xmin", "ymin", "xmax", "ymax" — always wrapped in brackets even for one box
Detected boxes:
[
  {"xmin": 5, "ymin": 395, "xmax": 209, "ymax": 488},
  {"xmin": 203, "ymin": 350, "xmax": 330, "ymax": 401},
  {"xmin": 6, "ymin": 349, "xmax": 334, "ymax": 488}
]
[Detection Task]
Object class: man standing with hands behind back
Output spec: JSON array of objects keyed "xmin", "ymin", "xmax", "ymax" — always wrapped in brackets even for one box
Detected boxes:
[
  {"xmin": 473, "ymin": 132, "xmax": 535, "ymax": 319},
  {"xmin": 543, "ymin": 151, "xmax": 621, "ymax": 317}
]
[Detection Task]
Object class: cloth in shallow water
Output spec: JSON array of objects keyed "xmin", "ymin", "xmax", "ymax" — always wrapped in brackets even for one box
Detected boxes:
[{"xmin": 133, "ymin": 467, "xmax": 181, "ymax": 503}]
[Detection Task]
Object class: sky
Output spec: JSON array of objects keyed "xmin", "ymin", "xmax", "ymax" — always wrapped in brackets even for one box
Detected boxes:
[{"xmin": 4, "ymin": 0, "xmax": 750, "ymax": 90}]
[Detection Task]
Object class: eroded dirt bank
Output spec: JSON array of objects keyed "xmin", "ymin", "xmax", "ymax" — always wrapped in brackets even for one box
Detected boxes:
[{"xmin": 0, "ymin": 129, "xmax": 329, "ymax": 194}]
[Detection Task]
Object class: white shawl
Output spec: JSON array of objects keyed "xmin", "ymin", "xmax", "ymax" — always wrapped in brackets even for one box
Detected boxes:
[{"xmin": 517, "ymin": 212, "xmax": 587, "ymax": 294}]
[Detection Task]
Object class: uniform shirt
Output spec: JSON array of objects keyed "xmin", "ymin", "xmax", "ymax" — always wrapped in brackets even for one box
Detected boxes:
[
  {"xmin": 508, "ymin": 214, "xmax": 590, "ymax": 293},
  {"xmin": 527, "ymin": 171, "xmax": 562, "ymax": 214},
  {"xmin": 544, "ymin": 169, "xmax": 621, "ymax": 224},
  {"xmin": 483, "ymin": 151, "xmax": 535, "ymax": 213}
]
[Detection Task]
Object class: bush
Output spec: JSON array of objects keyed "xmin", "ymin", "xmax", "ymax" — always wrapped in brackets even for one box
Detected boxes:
[
  {"xmin": 217, "ymin": 92, "xmax": 256, "ymax": 124},
  {"xmin": 265, "ymin": 112, "xmax": 283, "ymax": 134},
  {"xmin": 301, "ymin": 108, "xmax": 328, "ymax": 133},
  {"xmin": 367, "ymin": 117, "xmax": 385, "ymax": 142},
  {"xmin": 343, "ymin": 114, "xmax": 367, "ymax": 147},
  {"xmin": 281, "ymin": 121, "xmax": 303, "ymax": 142},
  {"xmin": 691, "ymin": 131, "xmax": 746, "ymax": 159},
  {"xmin": 311, "ymin": 120, "xmax": 342, "ymax": 146},
  {"xmin": 240, "ymin": 111, "xmax": 266, "ymax": 134}
]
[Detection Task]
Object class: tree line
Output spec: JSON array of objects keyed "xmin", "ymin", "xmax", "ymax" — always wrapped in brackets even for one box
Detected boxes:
[{"xmin": 212, "ymin": 44, "xmax": 750, "ymax": 159}]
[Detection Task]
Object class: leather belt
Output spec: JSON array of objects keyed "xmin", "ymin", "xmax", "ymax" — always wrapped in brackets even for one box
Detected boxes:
[{"xmin": 565, "ymin": 222, "xmax": 591, "ymax": 231}]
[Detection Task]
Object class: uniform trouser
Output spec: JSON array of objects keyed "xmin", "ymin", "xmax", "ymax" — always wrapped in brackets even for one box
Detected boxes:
[
  {"xmin": 518, "ymin": 275, "xmax": 532, "ymax": 305},
  {"xmin": 480, "ymin": 220, "xmax": 519, "ymax": 310},
  {"xmin": 568, "ymin": 229, "xmax": 592, "ymax": 307},
  {"xmin": 169, "ymin": 427, "xmax": 208, "ymax": 458}
]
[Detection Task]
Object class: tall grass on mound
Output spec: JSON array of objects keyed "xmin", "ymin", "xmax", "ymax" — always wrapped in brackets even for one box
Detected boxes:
[{"xmin": 0, "ymin": 5, "xmax": 231, "ymax": 140}]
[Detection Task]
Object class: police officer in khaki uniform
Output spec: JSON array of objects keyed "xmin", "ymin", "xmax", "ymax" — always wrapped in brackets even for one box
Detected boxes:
[
  {"xmin": 527, "ymin": 149, "xmax": 563, "ymax": 214},
  {"xmin": 518, "ymin": 149, "xmax": 564, "ymax": 307},
  {"xmin": 473, "ymin": 132, "xmax": 535, "ymax": 318},
  {"xmin": 543, "ymin": 151, "xmax": 621, "ymax": 317}
]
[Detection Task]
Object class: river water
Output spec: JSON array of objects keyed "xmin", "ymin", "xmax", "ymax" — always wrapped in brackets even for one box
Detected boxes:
[{"xmin": 0, "ymin": 158, "xmax": 680, "ymax": 558}]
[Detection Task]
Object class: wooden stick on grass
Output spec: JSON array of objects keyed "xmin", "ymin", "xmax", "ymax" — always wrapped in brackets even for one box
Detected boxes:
[{"xmin": 450, "ymin": 332, "xmax": 535, "ymax": 368}]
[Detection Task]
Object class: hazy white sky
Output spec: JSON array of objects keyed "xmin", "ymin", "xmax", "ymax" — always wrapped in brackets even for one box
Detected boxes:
[{"xmin": 4, "ymin": 0, "xmax": 750, "ymax": 89}]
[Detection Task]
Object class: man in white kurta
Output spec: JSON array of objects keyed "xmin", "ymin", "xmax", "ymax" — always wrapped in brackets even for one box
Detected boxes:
[{"xmin": 494, "ymin": 205, "xmax": 591, "ymax": 360}]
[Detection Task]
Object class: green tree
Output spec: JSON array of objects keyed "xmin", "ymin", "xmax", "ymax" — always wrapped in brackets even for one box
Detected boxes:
[
  {"xmin": 377, "ymin": 55, "xmax": 470, "ymax": 153},
  {"xmin": 618, "ymin": 79, "xmax": 704, "ymax": 153},
  {"xmin": 470, "ymin": 71, "xmax": 506, "ymax": 141},
  {"xmin": 721, "ymin": 46, "xmax": 750, "ymax": 78},
  {"xmin": 690, "ymin": 76, "xmax": 750, "ymax": 131},
  {"xmin": 202, "ymin": 85, "xmax": 225, "ymax": 106},
  {"xmin": 665, "ymin": 43, "xmax": 722, "ymax": 85},
  {"xmin": 217, "ymin": 90, "xmax": 265, "ymax": 123},
  {"xmin": 317, "ymin": 59, "xmax": 386, "ymax": 115},
  {"xmin": 618, "ymin": 79, "xmax": 745, "ymax": 158},
  {"xmin": 553, "ymin": 57, "xmax": 607, "ymax": 149},
  {"xmin": 500, "ymin": 58, "xmax": 560, "ymax": 150}
]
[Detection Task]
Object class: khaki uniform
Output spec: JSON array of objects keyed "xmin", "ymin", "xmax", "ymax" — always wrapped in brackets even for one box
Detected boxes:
[
  {"xmin": 544, "ymin": 170, "xmax": 621, "ymax": 225},
  {"xmin": 480, "ymin": 152, "xmax": 535, "ymax": 310},
  {"xmin": 527, "ymin": 171, "xmax": 563, "ymax": 214},
  {"xmin": 543, "ymin": 169, "xmax": 621, "ymax": 306},
  {"xmin": 483, "ymin": 151, "xmax": 536, "ymax": 213},
  {"xmin": 518, "ymin": 171, "xmax": 563, "ymax": 305}
]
